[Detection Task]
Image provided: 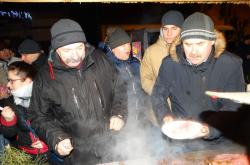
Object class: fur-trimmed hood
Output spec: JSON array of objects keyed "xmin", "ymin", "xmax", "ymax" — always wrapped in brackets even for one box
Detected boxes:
[{"xmin": 169, "ymin": 30, "xmax": 226, "ymax": 62}]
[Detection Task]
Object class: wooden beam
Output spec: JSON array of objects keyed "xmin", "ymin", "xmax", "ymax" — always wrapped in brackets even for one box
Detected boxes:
[{"xmin": 0, "ymin": 0, "xmax": 249, "ymax": 5}]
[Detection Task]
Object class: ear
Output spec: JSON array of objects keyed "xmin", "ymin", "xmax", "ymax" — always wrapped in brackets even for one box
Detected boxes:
[{"xmin": 24, "ymin": 77, "xmax": 33, "ymax": 83}]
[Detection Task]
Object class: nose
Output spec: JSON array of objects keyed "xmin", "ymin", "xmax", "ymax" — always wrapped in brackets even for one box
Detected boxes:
[
  {"xmin": 21, "ymin": 55, "xmax": 25, "ymax": 61},
  {"xmin": 167, "ymin": 29, "xmax": 172, "ymax": 36},
  {"xmin": 191, "ymin": 45, "xmax": 197, "ymax": 54},
  {"xmin": 71, "ymin": 50, "xmax": 79, "ymax": 60},
  {"xmin": 6, "ymin": 81, "xmax": 11, "ymax": 89}
]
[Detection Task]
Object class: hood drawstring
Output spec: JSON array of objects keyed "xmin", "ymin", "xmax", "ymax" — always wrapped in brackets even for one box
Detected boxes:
[{"xmin": 48, "ymin": 49, "xmax": 55, "ymax": 80}]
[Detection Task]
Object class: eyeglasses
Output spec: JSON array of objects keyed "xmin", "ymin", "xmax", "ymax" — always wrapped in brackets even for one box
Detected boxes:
[{"xmin": 7, "ymin": 78, "xmax": 24, "ymax": 84}]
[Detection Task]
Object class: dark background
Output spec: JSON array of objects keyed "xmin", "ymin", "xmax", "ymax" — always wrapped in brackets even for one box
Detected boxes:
[{"xmin": 0, "ymin": 3, "xmax": 249, "ymax": 48}]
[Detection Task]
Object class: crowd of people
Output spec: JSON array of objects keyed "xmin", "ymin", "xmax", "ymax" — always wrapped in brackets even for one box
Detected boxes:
[{"xmin": 0, "ymin": 10, "xmax": 249, "ymax": 165}]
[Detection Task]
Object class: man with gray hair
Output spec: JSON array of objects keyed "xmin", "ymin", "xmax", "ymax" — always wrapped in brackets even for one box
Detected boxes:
[
  {"xmin": 29, "ymin": 18, "xmax": 127, "ymax": 164},
  {"xmin": 152, "ymin": 12, "xmax": 245, "ymax": 150}
]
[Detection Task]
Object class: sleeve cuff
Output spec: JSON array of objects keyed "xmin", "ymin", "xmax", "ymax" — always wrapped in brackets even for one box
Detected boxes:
[{"xmin": 1, "ymin": 115, "xmax": 17, "ymax": 126}]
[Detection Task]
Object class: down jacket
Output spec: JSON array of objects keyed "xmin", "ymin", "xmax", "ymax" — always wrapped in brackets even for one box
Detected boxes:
[
  {"xmin": 29, "ymin": 44, "xmax": 127, "ymax": 165},
  {"xmin": 151, "ymin": 31, "xmax": 245, "ymax": 140},
  {"xmin": 140, "ymin": 35, "xmax": 171, "ymax": 95}
]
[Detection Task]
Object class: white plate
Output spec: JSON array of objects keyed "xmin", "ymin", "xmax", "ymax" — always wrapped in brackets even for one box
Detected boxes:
[{"xmin": 161, "ymin": 120, "xmax": 204, "ymax": 140}]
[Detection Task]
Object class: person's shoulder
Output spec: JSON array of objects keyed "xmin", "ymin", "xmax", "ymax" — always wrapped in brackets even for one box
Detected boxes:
[
  {"xmin": 93, "ymin": 49, "xmax": 103, "ymax": 57},
  {"xmin": 158, "ymin": 55, "xmax": 178, "ymax": 73},
  {"xmin": 33, "ymin": 63, "xmax": 51, "ymax": 86},
  {"xmin": 92, "ymin": 47, "xmax": 111, "ymax": 63},
  {"xmin": 145, "ymin": 41, "xmax": 163, "ymax": 53},
  {"xmin": 91, "ymin": 47, "xmax": 117, "ymax": 71},
  {"xmin": 218, "ymin": 50, "xmax": 243, "ymax": 65},
  {"xmin": 130, "ymin": 57, "xmax": 140, "ymax": 64},
  {"xmin": 161, "ymin": 55, "xmax": 176, "ymax": 65}
]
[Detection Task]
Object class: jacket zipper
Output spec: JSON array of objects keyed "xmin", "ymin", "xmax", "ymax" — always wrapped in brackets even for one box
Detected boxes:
[{"xmin": 72, "ymin": 87, "xmax": 80, "ymax": 110}]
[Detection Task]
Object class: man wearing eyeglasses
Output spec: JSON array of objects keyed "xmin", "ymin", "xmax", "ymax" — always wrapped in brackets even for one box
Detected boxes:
[{"xmin": 29, "ymin": 19, "xmax": 127, "ymax": 165}]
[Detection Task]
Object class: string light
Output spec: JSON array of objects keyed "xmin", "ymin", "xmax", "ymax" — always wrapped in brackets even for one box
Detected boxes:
[{"xmin": 0, "ymin": 10, "xmax": 32, "ymax": 20}]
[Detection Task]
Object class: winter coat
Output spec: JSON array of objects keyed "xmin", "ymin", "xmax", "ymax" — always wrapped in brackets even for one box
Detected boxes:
[
  {"xmin": 29, "ymin": 44, "xmax": 127, "ymax": 165},
  {"xmin": 140, "ymin": 35, "xmax": 174, "ymax": 95},
  {"xmin": 151, "ymin": 31, "xmax": 245, "ymax": 140},
  {"xmin": 31, "ymin": 52, "xmax": 48, "ymax": 73},
  {"xmin": 100, "ymin": 44, "xmax": 149, "ymax": 126},
  {"xmin": 0, "ymin": 97, "xmax": 48, "ymax": 155}
]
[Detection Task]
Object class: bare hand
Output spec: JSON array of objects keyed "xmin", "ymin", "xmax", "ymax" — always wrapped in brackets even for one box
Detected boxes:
[
  {"xmin": 55, "ymin": 138, "xmax": 73, "ymax": 156},
  {"xmin": 163, "ymin": 115, "xmax": 174, "ymax": 124},
  {"xmin": 109, "ymin": 116, "xmax": 124, "ymax": 131},
  {"xmin": 1, "ymin": 106, "xmax": 15, "ymax": 121},
  {"xmin": 31, "ymin": 140, "xmax": 43, "ymax": 149},
  {"xmin": 200, "ymin": 124, "xmax": 209, "ymax": 137}
]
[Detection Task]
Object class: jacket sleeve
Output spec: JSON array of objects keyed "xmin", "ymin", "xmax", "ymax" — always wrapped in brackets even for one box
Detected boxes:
[
  {"xmin": 219, "ymin": 58, "xmax": 245, "ymax": 111},
  {"xmin": 202, "ymin": 56, "xmax": 245, "ymax": 140},
  {"xmin": 110, "ymin": 67, "xmax": 128, "ymax": 121},
  {"xmin": 29, "ymin": 78, "xmax": 71, "ymax": 151},
  {"xmin": 151, "ymin": 60, "xmax": 172, "ymax": 125},
  {"xmin": 0, "ymin": 115, "xmax": 17, "ymax": 138},
  {"xmin": 140, "ymin": 49, "xmax": 155, "ymax": 95}
]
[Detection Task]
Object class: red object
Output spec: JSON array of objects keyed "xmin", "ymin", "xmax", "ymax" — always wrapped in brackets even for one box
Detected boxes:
[
  {"xmin": 0, "ymin": 115, "xmax": 17, "ymax": 126},
  {"xmin": 210, "ymin": 95, "xmax": 218, "ymax": 100}
]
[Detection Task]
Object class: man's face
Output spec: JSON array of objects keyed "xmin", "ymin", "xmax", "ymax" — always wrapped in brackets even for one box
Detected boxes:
[
  {"xmin": 112, "ymin": 43, "xmax": 131, "ymax": 61},
  {"xmin": 0, "ymin": 49, "xmax": 14, "ymax": 60},
  {"xmin": 161, "ymin": 25, "xmax": 181, "ymax": 44},
  {"xmin": 21, "ymin": 53, "xmax": 40, "ymax": 64},
  {"xmin": 56, "ymin": 42, "xmax": 85, "ymax": 68},
  {"xmin": 183, "ymin": 38, "xmax": 215, "ymax": 65}
]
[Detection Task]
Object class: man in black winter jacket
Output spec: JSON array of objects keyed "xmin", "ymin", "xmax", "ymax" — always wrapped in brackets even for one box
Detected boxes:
[
  {"xmin": 152, "ymin": 12, "xmax": 245, "ymax": 150},
  {"xmin": 18, "ymin": 39, "xmax": 48, "ymax": 72},
  {"xmin": 29, "ymin": 19, "xmax": 127, "ymax": 165}
]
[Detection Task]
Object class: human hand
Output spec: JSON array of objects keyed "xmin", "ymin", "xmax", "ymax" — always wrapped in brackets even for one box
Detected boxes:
[
  {"xmin": 55, "ymin": 138, "xmax": 73, "ymax": 156},
  {"xmin": 1, "ymin": 106, "xmax": 15, "ymax": 121},
  {"xmin": 200, "ymin": 124, "xmax": 209, "ymax": 137},
  {"xmin": 163, "ymin": 115, "xmax": 174, "ymax": 124},
  {"xmin": 109, "ymin": 116, "xmax": 124, "ymax": 131},
  {"xmin": 31, "ymin": 140, "xmax": 43, "ymax": 149}
]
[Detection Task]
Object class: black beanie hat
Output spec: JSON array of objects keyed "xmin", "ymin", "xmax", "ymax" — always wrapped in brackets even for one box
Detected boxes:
[
  {"xmin": 106, "ymin": 28, "xmax": 131, "ymax": 49},
  {"xmin": 18, "ymin": 39, "xmax": 41, "ymax": 54},
  {"xmin": 161, "ymin": 10, "xmax": 184, "ymax": 28},
  {"xmin": 50, "ymin": 19, "xmax": 86, "ymax": 50},
  {"xmin": 181, "ymin": 12, "xmax": 216, "ymax": 41}
]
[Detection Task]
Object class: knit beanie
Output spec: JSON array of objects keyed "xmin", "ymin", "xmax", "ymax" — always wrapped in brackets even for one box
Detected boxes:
[
  {"xmin": 181, "ymin": 12, "xmax": 216, "ymax": 41},
  {"xmin": 50, "ymin": 19, "xmax": 86, "ymax": 50},
  {"xmin": 161, "ymin": 10, "xmax": 184, "ymax": 28},
  {"xmin": 18, "ymin": 39, "xmax": 41, "ymax": 54},
  {"xmin": 106, "ymin": 28, "xmax": 131, "ymax": 49}
]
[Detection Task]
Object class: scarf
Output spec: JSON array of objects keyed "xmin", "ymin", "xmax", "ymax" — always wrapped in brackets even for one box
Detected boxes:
[{"xmin": 11, "ymin": 82, "xmax": 33, "ymax": 108}]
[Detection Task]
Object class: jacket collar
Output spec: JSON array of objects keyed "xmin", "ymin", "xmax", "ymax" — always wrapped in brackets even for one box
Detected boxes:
[
  {"xmin": 32, "ymin": 53, "xmax": 47, "ymax": 69},
  {"xmin": 104, "ymin": 45, "xmax": 137, "ymax": 67},
  {"xmin": 157, "ymin": 35, "xmax": 170, "ymax": 48},
  {"xmin": 49, "ymin": 43, "xmax": 95, "ymax": 72}
]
